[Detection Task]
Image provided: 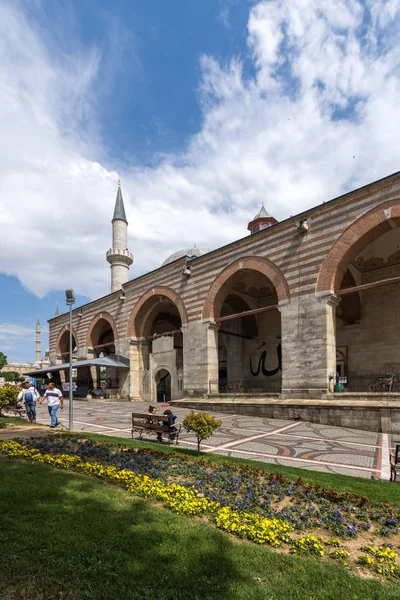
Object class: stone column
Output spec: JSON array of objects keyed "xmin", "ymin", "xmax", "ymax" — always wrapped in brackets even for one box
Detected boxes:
[
  {"xmin": 89, "ymin": 366, "xmax": 99, "ymax": 390},
  {"xmin": 182, "ymin": 321, "xmax": 219, "ymax": 397},
  {"xmin": 129, "ymin": 338, "xmax": 150, "ymax": 401},
  {"xmin": 280, "ymin": 294, "xmax": 340, "ymax": 399},
  {"xmin": 118, "ymin": 369, "xmax": 130, "ymax": 399}
]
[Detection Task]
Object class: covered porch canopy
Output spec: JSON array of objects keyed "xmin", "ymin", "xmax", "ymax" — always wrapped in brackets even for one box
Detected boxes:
[{"xmin": 23, "ymin": 356, "xmax": 130, "ymax": 377}]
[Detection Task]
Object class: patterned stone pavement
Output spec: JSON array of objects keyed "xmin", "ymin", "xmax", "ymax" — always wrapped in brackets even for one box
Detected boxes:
[{"xmin": 30, "ymin": 400, "xmax": 391, "ymax": 480}]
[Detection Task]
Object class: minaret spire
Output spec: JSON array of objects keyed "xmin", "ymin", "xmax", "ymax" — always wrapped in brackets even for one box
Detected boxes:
[
  {"xmin": 35, "ymin": 315, "xmax": 41, "ymax": 362},
  {"xmin": 55, "ymin": 301, "xmax": 59, "ymax": 317},
  {"xmin": 113, "ymin": 179, "xmax": 128, "ymax": 222},
  {"xmin": 106, "ymin": 179, "xmax": 133, "ymax": 292}
]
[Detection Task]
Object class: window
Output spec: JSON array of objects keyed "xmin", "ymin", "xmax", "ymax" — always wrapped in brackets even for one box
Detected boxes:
[
  {"xmin": 253, "ymin": 224, "xmax": 260, "ymax": 233},
  {"xmin": 261, "ymin": 223, "xmax": 269, "ymax": 229}
]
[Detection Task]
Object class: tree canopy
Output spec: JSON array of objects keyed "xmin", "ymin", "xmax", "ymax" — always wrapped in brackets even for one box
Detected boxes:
[
  {"xmin": 0, "ymin": 352, "xmax": 7, "ymax": 369},
  {"xmin": 2, "ymin": 371, "xmax": 24, "ymax": 383}
]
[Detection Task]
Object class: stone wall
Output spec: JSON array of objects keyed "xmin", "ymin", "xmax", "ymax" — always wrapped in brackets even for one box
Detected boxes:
[
  {"xmin": 172, "ymin": 398, "xmax": 400, "ymax": 435},
  {"xmin": 46, "ymin": 174, "xmax": 400, "ymax": 400},
  {"xmin": 336, "ymin": 263, "xmax": 400, "ymax": 372}
]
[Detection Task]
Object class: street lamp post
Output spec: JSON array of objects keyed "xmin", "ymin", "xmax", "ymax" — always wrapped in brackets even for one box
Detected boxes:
[{"xmin": 65, "ymin": 289, "xmax": 75, "ymax": 430}]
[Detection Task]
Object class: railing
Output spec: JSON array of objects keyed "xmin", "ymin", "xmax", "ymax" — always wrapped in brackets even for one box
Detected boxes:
[
  {"xmin": 210, "ymin": 378, "xmax": 281, "ymax": 394},
  {"xmin": 335, "ymin": 369, "xmax": 400, "ymax": 393}
]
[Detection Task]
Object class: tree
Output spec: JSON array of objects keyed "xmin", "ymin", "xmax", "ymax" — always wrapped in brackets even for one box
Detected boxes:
[
  {"xmin": 0, "ymin": 385, "xmax": 19, "ymax": 415},
  {"xmin": 182, "ymin": 411, "xmax": 222, "ymax": 455},
  {"xmin": 2, "ymin": 371, "xmax": 23, "ymax": 383},
  {"xmin": 0, "ymin": 352, "xmax": 7, "ymax": 369}
]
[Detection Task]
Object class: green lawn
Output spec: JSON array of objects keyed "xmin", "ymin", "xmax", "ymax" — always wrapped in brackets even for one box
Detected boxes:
[
  {"xmin": 1, "ymin": 456, "xmax": 400, "ymax": 600},
  {"xmin": 0, "ymin": 415, "xmax": 37, "ymax": 427},
  {"xmin": 61, "ymin": 431, "xmax": 400, "ymax": 505}
]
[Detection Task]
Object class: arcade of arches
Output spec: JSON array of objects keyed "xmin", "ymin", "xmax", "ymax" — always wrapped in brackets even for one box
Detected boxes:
[{"xmin": 48, "ymin": 201, "xmax": 400, "ymax": 402}]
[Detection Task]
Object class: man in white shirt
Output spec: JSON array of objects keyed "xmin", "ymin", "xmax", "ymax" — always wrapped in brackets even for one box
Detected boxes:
[
  {"xmin": 17, "ymin": 381, "xmax": 40, "ymax": 423},
  {"xmin": 40, "ymin": 382, "xmax": 64, "ymax": 428}
]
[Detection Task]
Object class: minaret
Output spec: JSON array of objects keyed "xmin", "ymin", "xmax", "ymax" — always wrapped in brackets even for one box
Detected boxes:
[
  {"xmin": 106, "ymin": 179, "xmax": 133, "ymax": 292},
  {"xmin": 36, "ymin": 315, "xmax": 41, "ymax": 362},
  {"xmin": 55, "ymin": 301, "xmax": 59, "ymax": 317}
]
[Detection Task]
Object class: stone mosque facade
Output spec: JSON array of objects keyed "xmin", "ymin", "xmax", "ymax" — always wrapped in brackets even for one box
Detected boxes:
[{"xmin": 44, "ymin": 172, "xmax": 400, "ymax": 405}]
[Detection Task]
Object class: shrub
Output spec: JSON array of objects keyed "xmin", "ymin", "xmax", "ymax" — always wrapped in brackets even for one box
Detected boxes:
[
  {"xmin": 0, "ymin": 385, "xmax": 19, "ymax": 414},
  {"xmin": 182, "ymin": 411, "xmax": 222, "ymax": 454}
]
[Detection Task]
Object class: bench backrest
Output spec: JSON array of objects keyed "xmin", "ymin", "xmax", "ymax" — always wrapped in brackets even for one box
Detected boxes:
[{"xmin": 132, "ymin": 412, "xmax": 170, "ymax": 430}]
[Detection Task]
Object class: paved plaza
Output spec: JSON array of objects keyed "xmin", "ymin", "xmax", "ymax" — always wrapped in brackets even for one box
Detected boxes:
[{"xmin": 27, "ymin": 400, "xmax": 391, "ymax": 480}]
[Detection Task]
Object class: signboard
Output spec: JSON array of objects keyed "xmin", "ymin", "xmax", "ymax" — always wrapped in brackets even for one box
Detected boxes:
[{"xmin": 62, "ymin": 382, "xmax": 77, "ymax": 392}]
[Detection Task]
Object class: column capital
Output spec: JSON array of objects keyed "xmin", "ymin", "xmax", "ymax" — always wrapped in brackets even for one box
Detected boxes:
[
  {"xmin": 129, "ymin": 337, "xmax": 149, "ymax": 347},
  {"xmin": 321, "ymin": 292, "xmax": 341, "ymax": 307},
  {"xmin": 206, "ymin": 320, "xmax": 221, "ymax": 331}
]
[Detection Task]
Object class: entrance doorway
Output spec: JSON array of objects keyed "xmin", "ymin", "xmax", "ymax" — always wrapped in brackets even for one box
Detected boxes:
[{"xmin": 155, "ymin": 369, "xmax": 171, "ymax": 403}]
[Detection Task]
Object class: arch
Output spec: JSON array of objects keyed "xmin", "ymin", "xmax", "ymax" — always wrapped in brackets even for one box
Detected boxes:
[
  {"xmin": 85, "ymin": 311, "xmax": 119, "ymax": 348},
  {"xmin": 316, "ymin": 199, "xmax": 400, "ymax": 293},
  {"xmin": 154, "ymin": 367, "xmax": 172, "ymax": 404},
  {"xmin": 222, "ymin": 294, "xmax": 258, "ymax": 337},
  {"xmin": 127, "ymin": 286, "xmax": 188, "ymax": 338},
  {"xmin": 202, "ymin": 256, "xmax": 291, "ymax": 321},
  {"xmin": 55, "ymin": 324, "xmax": 79, "ymax": 355},
  {"xmin": 153, "ymin": 364, "xmax": 172, "ymax": 379}
]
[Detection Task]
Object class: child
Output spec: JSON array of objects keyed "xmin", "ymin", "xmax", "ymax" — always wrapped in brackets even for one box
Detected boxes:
[{"xmin": 163, "ymin": 409, "xmax": 178, "ymax": 441}]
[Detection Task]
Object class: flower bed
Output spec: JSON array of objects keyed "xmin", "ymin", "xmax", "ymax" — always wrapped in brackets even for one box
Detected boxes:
[{"xmin": 2, "ymin": 436, "xmax": 400, "ymax": 581}]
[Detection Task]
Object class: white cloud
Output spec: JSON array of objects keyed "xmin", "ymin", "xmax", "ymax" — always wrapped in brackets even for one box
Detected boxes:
[
  {"xmin": 0, "ymin": 323, "xmax": 35, "ymax": 342},
  {"xmin": 1, "ymin": 1, "xmax": 400, "ymax": 302}
]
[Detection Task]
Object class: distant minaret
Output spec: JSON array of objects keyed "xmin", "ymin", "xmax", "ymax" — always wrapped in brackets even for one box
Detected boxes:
[
  {"xmin": 36, "ymin": 315, "xmax": 41, "ymax": 362},
  {"xmin": 55, "ymin": 301, "xmax": 59, "ymax": 317},
  {"xmin": 106, "ymin": 179, "xmax": 133, "ymax": 292}
]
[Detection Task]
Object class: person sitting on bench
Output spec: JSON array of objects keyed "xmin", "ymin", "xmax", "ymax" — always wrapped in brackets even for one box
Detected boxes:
[
  {"xmin": 147, "ymin": 405, "xmax": 162, "ymax": 442},
  {"xmin": 163, "ymin": 409, "xmax": 178, "ymax": 440}
]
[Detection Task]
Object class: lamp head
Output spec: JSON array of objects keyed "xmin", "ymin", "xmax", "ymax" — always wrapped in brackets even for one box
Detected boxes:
[{"xmin": 65, "ymin": 289, "xmax": 75, "ymax": 305}]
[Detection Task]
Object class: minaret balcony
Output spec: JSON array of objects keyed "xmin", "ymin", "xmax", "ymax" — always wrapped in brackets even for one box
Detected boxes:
[{"xmin": 106, "ymin": 248, "xmax": 134, "ymax": 266}]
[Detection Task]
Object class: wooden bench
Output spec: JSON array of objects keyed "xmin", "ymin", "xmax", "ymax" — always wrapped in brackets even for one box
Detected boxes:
[
  {"xmin": 131, "ymin": 413, "xmax": 181, "ymax": 445},
  {"xmin": 390, "ymin": 444, "xmax": 400, "ymax": 482}
]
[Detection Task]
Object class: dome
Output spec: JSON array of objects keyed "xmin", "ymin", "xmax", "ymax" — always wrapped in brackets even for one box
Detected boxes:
[
  {"xmin": 253, "ymin": 203, "xmax": 271, "ymax": 220},
  {"xmin": 162, "ymin": 246, "xmax": 209, "ymax": 266}
]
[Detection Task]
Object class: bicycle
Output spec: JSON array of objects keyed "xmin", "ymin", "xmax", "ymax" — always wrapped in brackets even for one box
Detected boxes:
[{"xmin": 369, "ymin": 373, "xmax": 399, "ymax": 392}]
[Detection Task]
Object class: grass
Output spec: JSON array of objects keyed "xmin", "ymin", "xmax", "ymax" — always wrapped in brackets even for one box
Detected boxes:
[
  {"xmin": 0, "ymin": 415, "xmax": 39, "ymax": 427},
  {"xmin": 60, "ymin": 431, "xmax": 400, "ymax": 506},
  {"xmin": 1, "ymin": 456, "xmax": 400, "ymax": 600}
]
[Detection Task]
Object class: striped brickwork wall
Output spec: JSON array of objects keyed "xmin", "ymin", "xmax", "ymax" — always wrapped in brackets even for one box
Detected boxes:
[{"xmin": 48, "ymin": 173, "xmax": 400, "ymax": 357}]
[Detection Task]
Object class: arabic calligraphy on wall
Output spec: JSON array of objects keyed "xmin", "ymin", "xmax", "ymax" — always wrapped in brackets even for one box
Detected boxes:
[{"xmin": 250, "ymin": 341, "xmax": 282, "ymax": 377}]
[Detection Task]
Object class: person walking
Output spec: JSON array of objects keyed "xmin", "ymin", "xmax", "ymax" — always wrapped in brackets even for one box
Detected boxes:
[
  {"xmin": 17, "ymin": 381, "xmax": 40, "ymax": 423},
  {"xmin": 39, "ymin": 382, "xmax": 64, "ymax": 428}
]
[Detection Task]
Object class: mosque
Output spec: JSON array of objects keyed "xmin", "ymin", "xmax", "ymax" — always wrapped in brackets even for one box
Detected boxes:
[
  {"xmin": 28, "ymin": 172, "xmax": 400, "ymax": 424},
  {"xmin": 0, "ymin": 316, "xmax": 49, "ymax": 380}
]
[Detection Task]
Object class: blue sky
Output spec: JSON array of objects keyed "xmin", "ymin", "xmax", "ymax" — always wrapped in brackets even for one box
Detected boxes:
[{"xmin": 1, "ymin": 0, "xmax": 400, "ymax": 362}]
